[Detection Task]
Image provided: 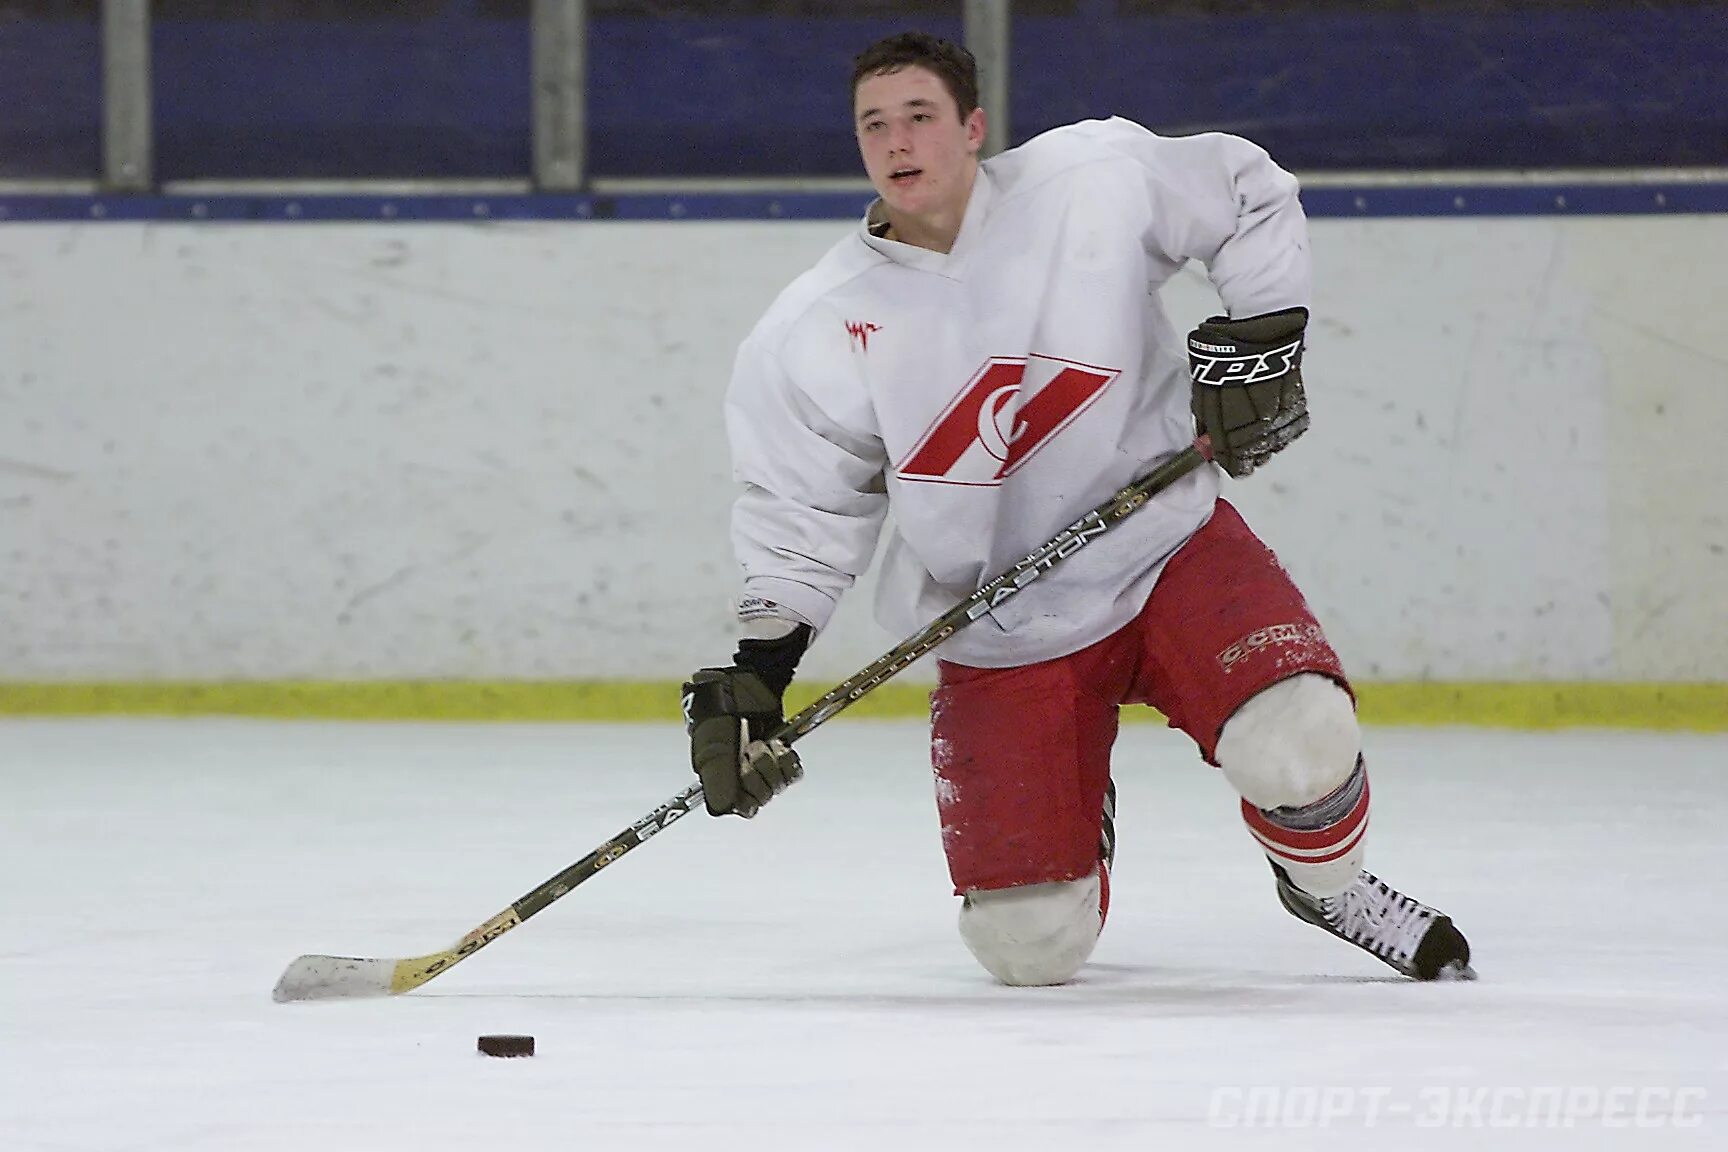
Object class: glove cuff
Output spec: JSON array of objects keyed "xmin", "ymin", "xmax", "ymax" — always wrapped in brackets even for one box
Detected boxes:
[
  {"xmin": 734, "ymin": 623, "xmax": 813, "ymax": 698},
  {"xmin": 1199, "ymin": 307, "xmax": 1308, "ymax": 346}
]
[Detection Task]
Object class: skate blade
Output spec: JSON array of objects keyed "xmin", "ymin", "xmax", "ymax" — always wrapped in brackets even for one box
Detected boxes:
[{"xmin": 1432, "ymin": 959, "xmax": 1478, "ymax": 982}]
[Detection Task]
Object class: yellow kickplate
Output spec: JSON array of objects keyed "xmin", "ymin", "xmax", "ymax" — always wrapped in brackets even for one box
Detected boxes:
[{"xmin": 0, "ymin": 681, "xmax": 1723, "ymax": 731}]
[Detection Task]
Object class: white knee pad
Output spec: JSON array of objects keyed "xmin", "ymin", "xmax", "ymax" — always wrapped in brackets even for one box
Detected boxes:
[
  {"xmin": 1215, "ymin": 673, "xmax": 1359, "ymax": 810},
  {"xmin": 958, "ymin": 872, "xmax": 1102, "ymax": 987}
]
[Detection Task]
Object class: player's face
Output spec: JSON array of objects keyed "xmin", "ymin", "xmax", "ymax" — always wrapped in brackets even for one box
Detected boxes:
[{"xmin": 854, "ymin": 65, "xmax": 985, "ymax": 220}]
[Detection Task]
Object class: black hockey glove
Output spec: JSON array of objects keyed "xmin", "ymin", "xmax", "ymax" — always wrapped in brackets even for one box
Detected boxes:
[
  {"xmin": 1188, "ymin": 307, "xmax": 1310, "ymax": 478},
  {"xmin": 682, "ymin": 623, "xmax": 812, "ymax": 819}
]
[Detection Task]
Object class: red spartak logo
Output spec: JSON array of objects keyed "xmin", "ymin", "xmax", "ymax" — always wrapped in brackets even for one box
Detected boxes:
[
  {"xmin": 845, "ymin": 320, "xmax": 882, "ymax": 352},
  {"xmin": 896, "ymin": 355, "xmax": 1119, "ymax": 486}
]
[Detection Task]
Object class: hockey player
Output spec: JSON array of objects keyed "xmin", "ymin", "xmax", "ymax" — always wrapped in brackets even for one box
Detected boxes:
[{"xmin": 683, "ymin": 31, "xmax": 1473, "ymax": 985}]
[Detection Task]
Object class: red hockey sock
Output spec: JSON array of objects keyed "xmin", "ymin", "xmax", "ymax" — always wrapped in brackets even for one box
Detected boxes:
[{"xmin": 1240, "ymin": 756, "xmax": 1370, "ymax": 895}]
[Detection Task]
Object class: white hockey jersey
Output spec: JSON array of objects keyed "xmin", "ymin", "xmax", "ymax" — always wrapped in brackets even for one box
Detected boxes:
[{"xmin": 726, "ymin": 116, "xmax": 1311, "ymax": 668}]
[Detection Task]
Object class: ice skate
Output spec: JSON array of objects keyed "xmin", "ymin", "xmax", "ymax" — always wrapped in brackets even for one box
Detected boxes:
[
  {"xmin": 1099, "ymin": 778, "xmax": 1117, "ymax": 871},
  {"xmin": 1273, "ymin": 864, "xmax": 1475, "ymax": 981},
  {"xmin": 1096, "ymin": 778, "xmax": 1117, "ymax": 924}
]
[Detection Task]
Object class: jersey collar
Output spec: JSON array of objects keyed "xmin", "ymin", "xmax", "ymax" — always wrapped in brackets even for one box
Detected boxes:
[{"xmin": 859, "ymin": 165, "xmax": 996, "ymax": 274}]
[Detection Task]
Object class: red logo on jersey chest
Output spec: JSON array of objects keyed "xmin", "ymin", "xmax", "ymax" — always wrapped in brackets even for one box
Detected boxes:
[
  {"xmin": 896, "ymin": 355, "xmax": 1120, "ymax": 486},
  {"xmin": 845, "ymin": 320, "xmax": 882, "ymax": 352}
]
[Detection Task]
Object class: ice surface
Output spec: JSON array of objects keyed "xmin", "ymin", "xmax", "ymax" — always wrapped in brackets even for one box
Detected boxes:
[{"xmin": 3, "ymin": 717, "xmax": 1724, "ymax": 1150}]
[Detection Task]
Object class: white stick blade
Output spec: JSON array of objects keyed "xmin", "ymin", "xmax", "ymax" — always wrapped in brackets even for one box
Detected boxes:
[{"xmin": 272, "ymin": 955, "xmax": 398, "ymax": 1002}]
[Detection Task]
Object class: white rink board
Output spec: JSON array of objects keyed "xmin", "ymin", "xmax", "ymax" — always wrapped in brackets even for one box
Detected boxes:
[{"xmin": 2, "ymin": 215, "xmax": 1725, "ymax": 681}]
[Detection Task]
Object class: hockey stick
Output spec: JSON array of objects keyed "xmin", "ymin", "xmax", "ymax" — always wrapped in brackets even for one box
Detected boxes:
[{"xmin": 272, "ymin": 437, "xmax": 1212, "ymax": 1002}]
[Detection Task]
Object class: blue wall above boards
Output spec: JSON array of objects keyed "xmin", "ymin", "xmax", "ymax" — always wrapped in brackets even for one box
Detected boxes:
[
  {"xmin": 2, "ymin": 2, "xmax": 1725, "ymax": 181},
  {"xmin": 2, "ymin": 179, "xmax": 1726, "ymax": 224}
]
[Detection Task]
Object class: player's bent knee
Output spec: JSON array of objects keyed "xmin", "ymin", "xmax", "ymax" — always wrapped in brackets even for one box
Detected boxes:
[
  {"xmin": 1216, "ymin": 673, "xmax": 1359, "ymax": 811},
  {"xmin": 957, "ymin": 871, "xmax": 1103, "ymax": 987}
]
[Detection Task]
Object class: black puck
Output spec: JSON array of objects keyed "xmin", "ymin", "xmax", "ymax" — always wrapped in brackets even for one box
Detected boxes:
[{"xmin": 477, "ymin": 1034, "xmax": 535, "ymax": 1058}]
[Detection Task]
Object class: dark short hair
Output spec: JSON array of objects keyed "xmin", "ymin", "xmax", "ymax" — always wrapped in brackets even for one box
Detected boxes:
[{"xmin": 850, "ymin": 31, "xmax": 979, "ymax": 120}]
